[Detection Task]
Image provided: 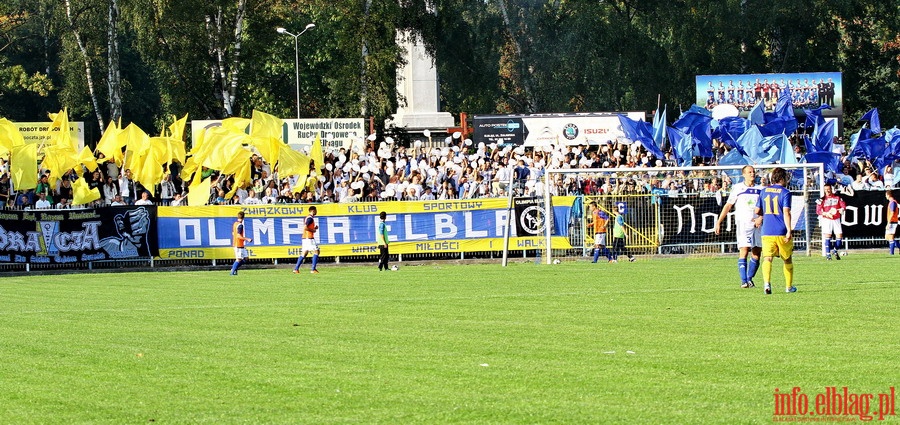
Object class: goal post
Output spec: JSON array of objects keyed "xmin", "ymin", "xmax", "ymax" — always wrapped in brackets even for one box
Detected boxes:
[{"xmin": 542, "ymin": 163, "xmax": 824, "ymax": 264}]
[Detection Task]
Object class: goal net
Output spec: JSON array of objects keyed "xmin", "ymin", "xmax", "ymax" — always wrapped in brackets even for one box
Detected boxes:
[{"xmin": 541, "ymin": 163, "xmax": 824, "ymax": 264}]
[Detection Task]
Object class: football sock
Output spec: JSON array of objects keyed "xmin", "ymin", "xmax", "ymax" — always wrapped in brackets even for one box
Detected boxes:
[
  {"xmin": 891, "ymin": 241, "xmax": 897, "ymax": 255},
  {"xmin": 311, "ymin": 254, "xmax": 319, "ymax": 270},
  {"xmin": 762, "ymin": 260, "xmax": 773, "ymax": 284},
  {"xmin": 231, "ymin": 260, "xmax": 241, "ymax": 274},
  {"xmin": 748, "ymin": 257, "xmax": 760, "ymax": 279},
  {"xmin": 602, "ymin": 247, "xmax": 611, "ymax": 260},
  {"xmin": 593, "ymin": 248, "xmax": 601, "ymax": 263},
  {"xmin": 784, "ymin": 261, "xmax": 794, "ymax": 289},
  {"xmin": 295, "ymin": 255, "xmax": 306, "ymax": 270},
  {"xmin": 738, "ymin": 258, "xmax": 748, "ymax": 283},
  {"xmin": 834, "ymin": 239, "xmax": 842, "ymax": 250}
]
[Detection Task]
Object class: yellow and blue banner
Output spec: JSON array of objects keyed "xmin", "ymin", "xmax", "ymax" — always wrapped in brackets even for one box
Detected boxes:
[{"xmin": 156, "ymin": 198, "xmax": 578, "ymax": 260}]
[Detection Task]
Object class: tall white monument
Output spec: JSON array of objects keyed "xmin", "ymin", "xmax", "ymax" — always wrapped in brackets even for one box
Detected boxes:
[{"xmin": 388, "ymin": 30, "xmax": 454, "ymax": 129}]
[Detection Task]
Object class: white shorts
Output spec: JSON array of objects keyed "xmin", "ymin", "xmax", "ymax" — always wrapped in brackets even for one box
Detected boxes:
[
  {"xmin": 735, "ymin": 220, "xmax": 761, "ymax": 249},
  {"xmin": 888, "ymin": 223, "xmax": 899, "ymax": 238},
  {"xmin": 594, "ymin": 233, "xmax": 607, "ymax": 246},
  {"xmin": 302, "ymin": 238, "xmax": 319, "ymax": 252},
  {"xmin": 820, "ymin": 217, "xmax": 842, "ymax": 237},
  {"xmin": 234, "ymin": 247, "xmax": 248, "ymax": 260}
]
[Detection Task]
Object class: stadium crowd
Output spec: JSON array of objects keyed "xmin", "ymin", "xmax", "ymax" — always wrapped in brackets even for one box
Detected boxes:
[{"xmin": 0, "ymin": 131, "xmax": 895, "ymax": 210}]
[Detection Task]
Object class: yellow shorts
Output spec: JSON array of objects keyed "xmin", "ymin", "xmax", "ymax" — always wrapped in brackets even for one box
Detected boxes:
[{"xmin": 762, "ymin": 235, "xmax": 793, "ymax": 260}]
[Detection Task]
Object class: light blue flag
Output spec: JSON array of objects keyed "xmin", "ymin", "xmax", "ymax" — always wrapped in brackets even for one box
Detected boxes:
[
  {"xmin": 779, "ymin": 134, "xmax": 798, "ymax": 165},
  {"xmin": 749, "ymin": 100, "xmax": 765, "ymax": 126},
  {"xmin": 718, "ymin": 147, "xmax": 750, "ymax": 181},
  {"xmin": 755, "ymin": 134, "xmax": 788, "ymax": 164},
  {"xmin": 652, "ymin": 106, "xmax": 666, "ymax": 149},
  {"xmin": 736, "ymin": 126, "xmax": 764, "ymax": 163}
]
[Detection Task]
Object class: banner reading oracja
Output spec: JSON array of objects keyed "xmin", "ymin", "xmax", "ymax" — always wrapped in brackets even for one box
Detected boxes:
[
  {"xmin": 0, "ymin": 206, "xmax": 157, "ymax": 263},
  {"xmin": 156, "ymin": 198, "xmax": 578, "ymax": 260}
]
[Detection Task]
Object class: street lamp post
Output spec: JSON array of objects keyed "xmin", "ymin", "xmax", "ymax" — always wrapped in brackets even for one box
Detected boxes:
[{"xmin": 277, "ymin": 23, "xmax": 316, "ymax": 119}]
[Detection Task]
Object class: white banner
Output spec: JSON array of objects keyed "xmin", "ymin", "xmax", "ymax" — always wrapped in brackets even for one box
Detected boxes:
[
  {"xmin": 521, "ymin": 112, "xmax": 645, "ymax": 146},
  {"xmin": 14, "ymin": 122, "xmax": 85, "ymax": 150}
]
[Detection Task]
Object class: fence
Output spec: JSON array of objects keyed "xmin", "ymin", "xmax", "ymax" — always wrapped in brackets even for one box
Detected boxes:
[{"xmin": 0, "ymin": 188, "xmax": 893, "ymax": 273}]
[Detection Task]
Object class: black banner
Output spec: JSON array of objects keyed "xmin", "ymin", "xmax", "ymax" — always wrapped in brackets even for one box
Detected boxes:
[
  {"xmin": 513, "ymin": 197, "xmax": 555, "ymax": 236},
  {"xmin": 659, "ymin": 195, "xmax": 733, "ymax": 245},
  {"xmin": 0, "ymin": 206, "xmax": 158, "ymax": 263},
  {"xmin": 836, "ymin": 190, "xmax": 894, "ymax": 239},
  {"xmin": 473, "ymin": 116, "xmax": 528, "ymax": 146},
  {"xmin": 659, "ymin": 191, "xmax": 893, "ymax": 245}
]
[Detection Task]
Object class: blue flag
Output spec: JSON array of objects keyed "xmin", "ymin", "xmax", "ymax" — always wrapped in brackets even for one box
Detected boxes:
[
  {"xmin": 859, "ymin": 108, "xmax": 881, "ymax": 134},
  {"xmin": 804, "ymin": 152, "xmax": 841, "ymax": 174},
  {"xmin": 748, "ymin": 100, "xmax": 765, "ymax": 126},
  {"xmin": 673, "ymin": 109, "xmax": 712, "ymax": 134},
  {"xmin": 718, "ymin": 148, "xmax": 750, "ymax": 181},
  {"xmin": 803, "ymin": 104, "xmax": 831, "ymax": 129},
  {"xmin": 692, "ymin": 123, "xmax": 713, "ymax": 158},
  {"xmin": 779, "ymin": 135, "xmax": 798, "ymax": 165},
  {"xmin": 849, "ymin": 136, "xmax": 886, "ymax": 160},
  {"xmin": 810, "ymin": 119, "xmax": 835, "ymax": 153},
  {"xmin": 666, "ymin": 126, "xmax": 692, "ymax": 167},
  {"xmin": 652, "ymin": 106, "xmax": 667, "ymax": 150},
  {"xmin": 617, "ymin": 114, "xmax": 665, "ymax": 158},
  {"xmin": 736, "ymin": 126, "xmax": 764, "ymax": 162},
  {"xmin": 775, "ymin": 85, "xmax": 794, "ymax": 121},
  {"xmin": 755, "ymin": 134, "xmax": 789, "ymax": 164},
  {"xmin": 886, "ymin": 127, "xmax": 900, "ymax": 158},
  {"xmin": 715, "ymin": 116, "xmax": 750, "ymax": 150}
]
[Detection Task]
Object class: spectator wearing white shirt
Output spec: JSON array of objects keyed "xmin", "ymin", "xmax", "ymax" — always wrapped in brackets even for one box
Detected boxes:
[
  {"xmin": 35, "ymin": 193, "xmax": 52, "ymax": 209},
  {"xmin": 134, "ymin": 191, "xmax": 154, "ymax": 206}
]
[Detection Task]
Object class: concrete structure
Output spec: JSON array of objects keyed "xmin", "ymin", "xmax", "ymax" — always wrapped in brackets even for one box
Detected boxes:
[{"xmin": 388, "ymin": 30, "xmax": 454, "ymax": 130}]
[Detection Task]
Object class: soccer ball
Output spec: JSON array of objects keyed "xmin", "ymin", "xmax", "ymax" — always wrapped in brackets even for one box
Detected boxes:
[
  {"xmin": 840, "ymin": 251, "xmax": 848, "ymax": 257},
  {"xmin": 390, "ymin": 265, "xmax": 399, "ymax": 271},
  {"xmin": 553, "ymin": 259, "xmax": 561, "ymax": 265}
]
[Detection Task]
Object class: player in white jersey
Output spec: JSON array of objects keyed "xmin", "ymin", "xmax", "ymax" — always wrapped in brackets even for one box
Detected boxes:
[{"xmin": 714, "ymin": 165, "xmax": 763, "ymax": 288}]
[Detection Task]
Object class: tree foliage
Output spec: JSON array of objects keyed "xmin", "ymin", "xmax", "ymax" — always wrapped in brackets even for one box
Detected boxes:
[{"xmin": 0, "ymin": 0, "xmax": 897, "ymax": 139}]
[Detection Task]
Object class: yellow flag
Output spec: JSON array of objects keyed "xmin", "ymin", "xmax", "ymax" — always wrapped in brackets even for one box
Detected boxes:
[
  {"xmin": 250, "ymin": 110, "xmax": 284, "ymax": 139},
  {"xmin": 95, "ymin": 121, "xmax": 124, "ymax": 164},
  {"xmin": 10, "ymin": 144, "xmax": 38, "ymax": 191},
  {"xmin": 187, "ymin": 176, "xmax": 212, "ymax": 207},
  {"xmin": 202, "ymin": 128, "xmax": 248, "ymax": 172},
  {"xmin": 0, "ymin": 118, "xmax": 25, "ymax": 156},
  {"xmin": 276, "ymin": 147, "xmax": 310, "ymax": 178},
  {"xmin": 47, "ymin": 108, "xmax": 76, "ymax": 151},
  {"xmin": 310, "ymin": 133, "xmax": 324, "ymax": 172},
  {"xmin": 221, "ymin": 117, "xmax": 251, "ymax": 134},
  {"xmin": 72, "ymin": 177, "xmax": 101, "ymax": 206},
  {"xmin": 250, "ymin": 136, "xmax": 282, "ymax": 167},
  {"xmin": 167, "ymin": 113, "xmax": 189, "ymax": 140},
  {"xmin": 249, "ymin": 109, "xmax": 284, "ymax": 164},
  {"xmin": 224, "ymin": 155, "xmax": 252, "ymax": 200},
  {"xmin": 41, "ymin": 144, "xmax": 78, "ymax": 187},
  {"xmin": 77, "ymin": 146, "xmax": 99, "ymax": 173}
]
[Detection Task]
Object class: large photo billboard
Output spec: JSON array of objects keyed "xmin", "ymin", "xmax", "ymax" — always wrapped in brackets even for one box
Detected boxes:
[{"xmin": 695, "ymin": 72, "xmax": 842, "ymax": 119}]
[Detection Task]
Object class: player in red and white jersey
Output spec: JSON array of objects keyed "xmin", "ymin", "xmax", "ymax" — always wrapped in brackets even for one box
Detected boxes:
[{"xmin": 815, "ymin": 183, "xmax": 847, "ymax": 260}]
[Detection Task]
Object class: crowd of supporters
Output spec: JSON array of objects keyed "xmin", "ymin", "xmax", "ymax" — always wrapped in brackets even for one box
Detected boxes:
[{"xmin": 0, "ymin": 133, "xmax": 895, "ymax": 210}]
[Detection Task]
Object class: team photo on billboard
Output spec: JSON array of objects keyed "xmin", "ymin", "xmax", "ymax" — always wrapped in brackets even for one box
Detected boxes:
[{"xmin": 695, "ymin": 72, "xmax": 842, "ymax": 118}]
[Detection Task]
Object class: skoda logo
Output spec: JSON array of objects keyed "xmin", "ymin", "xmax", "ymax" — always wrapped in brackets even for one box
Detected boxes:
[{"xmin": 563, "ymin": 123, "xmax": 579, "ymax": 140}]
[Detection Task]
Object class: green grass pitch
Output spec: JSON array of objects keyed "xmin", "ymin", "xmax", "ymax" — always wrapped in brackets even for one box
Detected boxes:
[{"xmin": 0, "ymin": 254, "xmax": 897, "ymax": 423}]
